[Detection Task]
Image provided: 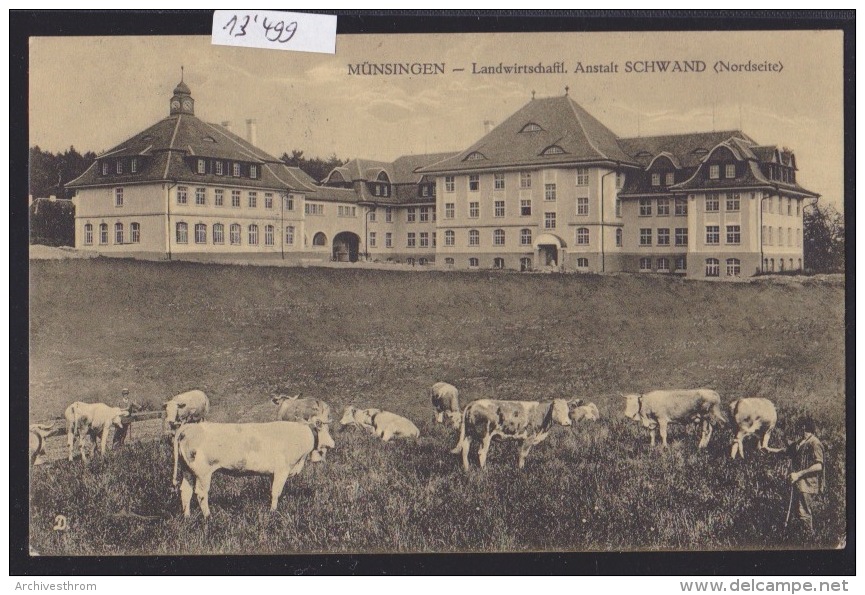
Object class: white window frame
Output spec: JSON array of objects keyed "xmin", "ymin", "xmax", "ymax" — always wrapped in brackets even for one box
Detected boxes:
[
  {"xmin": 195, "ymin": 187, "xmax": 206, "ymax": 206},
  {"xmin": 726, "ymin": 225, "xmax": 741, "ymax": 245},
  {"xmin": 469, "ymin": 229, "xmax": 480, "ymax": 246},
  {"xmin": 469, "ymin": 175, "xmax": 480, "ymax": 192},
  {"xmin": 576, "ymin": 228, "xmax": 589, "ymax": 245},
  {"xmin": 469, "ymin": 202, "xmax": 479, "ymax": 219},
  {"xmin": 195, "ymin": 223, "xmax": 207, "ymax": 244},
  {"xmin": 494, "ymin": 174, "xmax": 505, "ymax": 190},
  {"xmin": 445, "ymin": 176, "xmax": 455, "ymax": 192},
  {"xmin": 130, "ymin": 222, "xmax": 140, "ymax": 243},
  {"xmin": 545, "ymin": 183, "xmax": 557, "ymax": 201},
  {"xmin": 520, "ymin": 172, "xmax": 532, "ymax": 189},
  {"xmin": 114, "ymin": 187, "xmax": 124, "ymax": 207},
  {"xmin": 445, "ymin": 230, "xmax": 455, "ymax": 247},
  {"xmin": 639, "ymin": 228, "xmax": 652, "ymax": 246},
  {"xmin": 657, "ymin": 228, "xmax": 670, "ymax": 246},
  {"xmin": 494, "ymin": 200, "xmax": 505, "ymax": 218},
  {"xmin": 445, "ymin": 203, "xmax": 455, "ymax": 219},
  {"xmin": 706, "ymin": 225, "xmax": 720, "ymax": 245},
  {"xmin": 709, "ymin": 164, "xmax": 720, "ymax": 179},
  {"xmin": 493, "ymin": 229, "xmax": 505, "ymax": 246},
  {"xmin": 576, "ymin": 197, "xmax": 589, "ymax": 216},
  {"xmin": 575, "ymin": 168, "xmax": 589, "ymax": 186}
]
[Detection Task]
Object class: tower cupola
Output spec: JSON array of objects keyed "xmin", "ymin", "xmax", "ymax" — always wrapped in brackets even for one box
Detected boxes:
[{"xmin": 169, "ymin": 69, "xmax": 194, "ymax": 116}]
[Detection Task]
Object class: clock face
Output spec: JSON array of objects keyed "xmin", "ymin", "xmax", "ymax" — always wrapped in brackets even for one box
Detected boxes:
[
  {"xmin": 183, "ymin": 99, "xmax": 193, "ymax": 111},
  {"xmin": 171, "ymin": 100, "xmax": 180, "ymax": 110}
]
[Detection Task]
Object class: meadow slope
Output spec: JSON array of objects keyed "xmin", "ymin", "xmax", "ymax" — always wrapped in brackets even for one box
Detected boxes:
[{"xmin": 28, "ymin": 259, "xmax": 846, "ymax": 553}]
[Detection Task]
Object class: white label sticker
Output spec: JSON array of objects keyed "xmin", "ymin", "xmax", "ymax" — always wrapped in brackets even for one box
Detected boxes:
[{"xmin": 212, "ymin": 10, "xmax": 336, "ymax": 54}]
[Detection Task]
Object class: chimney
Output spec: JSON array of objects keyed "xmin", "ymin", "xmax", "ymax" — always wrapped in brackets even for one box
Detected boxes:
[
  {"xmin": 221, "ymin": 120, "xmax": 233, "ymax": 133},
  {"xmin": 484, "ymin": 120, "xmax": 495, "ymax": 134},
  {"xmin": 246, "ymin": 119, "xmax": 257, "ymax": 146}
]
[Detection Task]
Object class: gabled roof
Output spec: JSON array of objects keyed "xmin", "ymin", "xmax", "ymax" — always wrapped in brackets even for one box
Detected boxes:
[
  {"xmin": 419, "ymin": 95, "xmax": 637, "ymax": 174},
  {"xmin": 617, "ymin": 130, "xmax": 755, "ymax": 169},
  {"xmin": 391, "ymin": 152, "xmax": 459, "ymax": 183}
]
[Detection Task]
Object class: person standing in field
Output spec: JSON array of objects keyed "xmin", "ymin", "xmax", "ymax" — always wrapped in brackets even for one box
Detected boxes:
[{"xmin": 770, "ymin": 417, "xmax": 825, "ymax": 538}]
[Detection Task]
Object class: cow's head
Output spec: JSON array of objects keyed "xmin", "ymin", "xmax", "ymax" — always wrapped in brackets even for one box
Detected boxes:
[
  {"xmin": 163, "ymin": 400, "xmax": 183, "ymax": 424},
  {"xmin": 551, "ymin": 399, "xmax": 571, "ymax": 426},
  {"xmin": 313, "ymin": 419, "xmax": 336, "ymax": 452},
  {"xmin": 444, "ymin": 410, "xmax": 462, "ymax": 430},
  {"xmin": 271, "ymin": 393, "xmax": 301, "ymax": 406},
  {"xmin": 339, "ymin": 406, "xmax": 358, "ymax": 426},
  {"xmin": 623, "ymin": 394, "xmax": 641, "ymax": 421}
]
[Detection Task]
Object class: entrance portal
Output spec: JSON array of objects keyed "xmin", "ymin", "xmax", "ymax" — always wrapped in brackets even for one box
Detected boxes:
[
  {"xmin": 539, "ymin": 245, "xmax": 558, "ymax": 266},
  {"xmin": 332, "ymin": 232, "xmax": 360, "ymax": 262}
]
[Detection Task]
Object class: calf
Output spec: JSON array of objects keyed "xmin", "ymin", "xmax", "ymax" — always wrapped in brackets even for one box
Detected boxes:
[
  {"xmin": 429, "ymin": 382, "xmax": 461, "ymax": 429},
  {"xmin": 65, "ymin": 402, "xmax": 129, "ymax": 462},
  {"xmin": 451, "ymin": 399, "xmax": 572, "ymax": 470},
  {"xmin": 340, "ymin": 406, "xmax": 420, "ymax": 442},
  {"xmin": 729, "ymin": 397, "xmax": 778, "ymax": 459},
  {"xmin": 271, "ymin": 394, "xmax": 333, "ymax": 461},
  {"xmin": 163, "ymin": 390, "xmax": 210, "ymax": 433},
  {"xmin": 623, "ymin": 389, "xmax": 726, "ymax": 448},
  {"xmin": 172, "ymin": 421, "xmax": 335, "ymax": 518}
]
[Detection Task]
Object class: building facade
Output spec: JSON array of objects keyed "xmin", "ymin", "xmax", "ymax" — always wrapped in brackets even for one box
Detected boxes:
[{"xmin": 67, "ymin": 80, "xmax": 818, "ymax": 278}]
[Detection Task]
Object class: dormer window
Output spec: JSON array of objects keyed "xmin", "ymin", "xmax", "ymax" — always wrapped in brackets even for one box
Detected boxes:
[
  {"xmin": 665, "ymin": 172, "xmax": 674, "ymax": 186},
  {"xmin": 197, "ymin": 159, "xmax": 205, "ymax": 174},
  {"xmin": 693, "ymin": 148, "xmax": 709, "ymax": 158},
  {"xmin": 250, "ymin": 165, "xmax": 258, "ymax": 179},
  {"xmin": 102, "ymin": 162, "xmax": 109, "ymax": 176},
  {"xmin": 542, "ymin": 145, "xmax": 565, "ymax": 156},
  {"xmin": 465, "ymin": 152, "xmax": 486, "ymax": 161},
  {"xmin": 216, "ymin": 161, "xmax": 223, "ymax": 176},
  {"xmin": 651, "ymin": 173, "xmax": 661, "ymax": 186},
  {"xmin": 709, "ymin": 165, "xmax": 720, "ymax": 179},
  {"xmin": 520, "ymin": 123, "xmax": 542, "ymax": 133},
  {"xmin": 116, "ymin": 160, "xmax": 123, "ymax": 175},
  {"xmin": 232, "ymin": 163, "xmax": 240, "ymax": 177},
  {"xmin": 203, "ymin": 135, "xmax": 217, "ymax": 143},
  {"xmin": 725, "ymin": 164, "xmax": 736, "ymax": 178},
  {"xmin": 131, "ymin": 158, "xmax": 138, "ymax": 173}
]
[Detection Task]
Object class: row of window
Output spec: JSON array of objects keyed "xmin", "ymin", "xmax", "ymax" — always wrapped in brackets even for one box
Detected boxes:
[
  {"xmin": 761, "ymin": 196, "xmax": 802, "ymax": 216},
  {"xmin": 442, "ymin": 168, "xmax": 618, "ymax": 193},
  {"xmin": 707, "ymin": 164, "xmax": 738, "ymax": 180},
  {"xmin": 174, "ymin": 222, "xmax": 298, "ymax": 246},
  {"xmin": 193, "ymin": 158, "xmax": 260, "ymax": 179},
  {"xmin": 440, "ymin": 196, "xmax": 589, "ymax": 220},
  {"xmin": 762, "ymin": 226, "xmax": 802, "ymax": 247},
  {"xmin": 637, "ymin": 227, "xmax": 691, "ymax": 247},
  {"xmin": 83, "ymin": 222, "xmax": 140, "ymax": 245},
  {"xmin": 764, "ymin": 257, "xmax": 802, "ymax": 272},
  {"xmin": 170, "ymin": 187, "xmax": 289, "ymax": 210},
  {"xmin": 100, "ymin": 158, "xmax": 140, "ymax": 176},
  {"xmin": 638, "ymin": 197, "xmax": 689, "ymax": 216},
  {"xmin": 639, "ymin": 256, "xmax": 688, "ymax": 273}
]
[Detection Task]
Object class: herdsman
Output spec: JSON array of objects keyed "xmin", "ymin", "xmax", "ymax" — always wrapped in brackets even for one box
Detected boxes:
[{"xmin": 771, "ymin": 417, "xmax": 825, "ymax": 537}]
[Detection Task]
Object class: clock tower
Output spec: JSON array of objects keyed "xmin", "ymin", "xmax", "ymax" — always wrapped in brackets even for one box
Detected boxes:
[{"xmin": 170, "ymin": 75, "xmax": 194, "ymax": 116}]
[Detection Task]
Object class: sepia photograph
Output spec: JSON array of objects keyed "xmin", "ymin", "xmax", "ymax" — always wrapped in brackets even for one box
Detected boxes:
[{"xmin": 23, "ymin": 22, "xmax": 848, "ymax": 560}]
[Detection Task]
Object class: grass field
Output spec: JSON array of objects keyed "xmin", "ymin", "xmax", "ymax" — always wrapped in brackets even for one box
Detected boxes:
[{"xmin": 28, "ymin": 258, "xmax": 846, "ymax": 554}]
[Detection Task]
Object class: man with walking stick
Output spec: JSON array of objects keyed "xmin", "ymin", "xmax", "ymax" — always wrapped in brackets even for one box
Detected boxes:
[{"xmin": 770, "ymin": 417, "xmax": 825, "ymax": 539}]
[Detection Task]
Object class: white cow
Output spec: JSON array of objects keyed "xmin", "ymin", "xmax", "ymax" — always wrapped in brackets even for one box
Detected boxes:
[
  {"xmin": 340, "ymin": 406, "xmax": 420, "ymax": 442},
  {"xmin": 623, "ymin": 389, "xmax": 726, "ymax": 448},
  {"xmin": 163, "ymin": 390, "xmax": 210, "ymax": 433},
  {"xmin": 729, "ymin": 397, "xmax": 778, "ymax": 459},
  {"xmin": 172, "ymin": 421, "xmax": 335, "ymax": 518},
  {"xmin": 65, "ymin": 402, "xmax": 129, "ymax": 462},
  {"xmin": 451, "ymin": 399, "xmax": 572, "ymax": 470},
  {"xmin": 429, "ymin": 382, "xmax": 461, "ymax": 429}
]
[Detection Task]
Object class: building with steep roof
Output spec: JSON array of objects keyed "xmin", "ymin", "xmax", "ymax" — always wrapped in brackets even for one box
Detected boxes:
[
  {"xmin": 418, "ymin": 92, "xmax": 818, "ymax": 276},
  {"xmin": 67, "ymin": 80, "xmax": 818, "ymax": 277}
]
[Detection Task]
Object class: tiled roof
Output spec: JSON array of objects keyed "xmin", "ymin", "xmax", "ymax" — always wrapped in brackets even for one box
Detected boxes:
[
  {"xmin": 617, "ymin": 130, "xmax": 754, "ymax": 168},
  {"xmin": 419, "ymin": 95, "xmax": 637, "ymax": 174},
  {"xmin": 67, "ymin": 114, "xmax": 313, "ymax": 192}
]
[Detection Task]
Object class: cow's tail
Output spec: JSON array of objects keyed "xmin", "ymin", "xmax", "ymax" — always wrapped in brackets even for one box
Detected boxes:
[
  {"xmin": 729, "ymin": 399, "xmax": 741, "ymax": 420},
  {"xmin": 66, "ymin": 404, "xmax": 79, "ymax": 454},
  {"xmin": 450, "ymin": 405, "xmax": 469, "ymax": 455}
]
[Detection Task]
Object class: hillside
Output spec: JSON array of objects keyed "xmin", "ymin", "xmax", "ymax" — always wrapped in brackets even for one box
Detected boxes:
[{"xmin": 29, "ymin": 259, "xmax": 845, "ymax": 424}]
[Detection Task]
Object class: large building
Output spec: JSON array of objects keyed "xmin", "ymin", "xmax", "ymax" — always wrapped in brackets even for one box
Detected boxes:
[{"xmin": 68, "ymin": 80, "xmax": 818, "ymax": 278}]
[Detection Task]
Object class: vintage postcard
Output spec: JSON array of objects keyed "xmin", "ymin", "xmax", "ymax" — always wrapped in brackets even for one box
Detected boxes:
[{"xmin": 26, "ymin": 26, "xmax": 846, "ymax": 559}]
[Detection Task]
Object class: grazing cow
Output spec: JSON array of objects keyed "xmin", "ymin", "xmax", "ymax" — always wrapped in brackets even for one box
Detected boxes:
[
  {"xmin": 340, "ymin": 406, "xmax": 420, "ymax": 442},
  {"xmin": 271, "ymin": 394, "xmax": 333, "ymax": 462},
  {"xmin": 451, "ymin": 399, "xmax": 572, "ymax": 470},
  {"xmin": 163, "ymin": 390, "xmax": 210, "ymax": 433},
  {"xmin": 172, "ymin": 421, "xmax": 335, "ymax": 518},
  {"xmin": 29, "ymin": 422, "xmax": 63, "ymax": 465},
  {"xmin": 569, "ymin": 400, "xmax": 600, "ymax": 423},
  {"xmin": 623, "ymin": 389, "xmax": 726, "ymax": 448},
  {"xmin": 729, "ymin": 397, "xmax": 778, "ymax": 459},
  {"xmin": 429, "ymin": 382, "xmax": 461, "ymax": 429},
  {"xmin": 65, "ymin": 402, "xmax": 129, "ymax": 462}
]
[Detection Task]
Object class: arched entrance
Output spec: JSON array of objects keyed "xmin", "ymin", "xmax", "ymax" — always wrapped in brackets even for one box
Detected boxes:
[
  {"xmin": 332, "ymin": 231, "xmax": 360, "ymax": 262},
  {"xmin": 534, "ymin": 233, "xmax": 566, "ymax": 268}
]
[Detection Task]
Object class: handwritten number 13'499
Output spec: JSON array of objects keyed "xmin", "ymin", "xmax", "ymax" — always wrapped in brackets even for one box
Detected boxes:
[{"xmin": 223, "ymin": 14, "xmax": 298, "ymax": 44}]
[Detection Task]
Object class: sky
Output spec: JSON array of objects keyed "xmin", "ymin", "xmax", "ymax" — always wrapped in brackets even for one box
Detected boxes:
[{"xmin": 29, "ymin": 31, "xmax": 844, "ymax": 210}]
